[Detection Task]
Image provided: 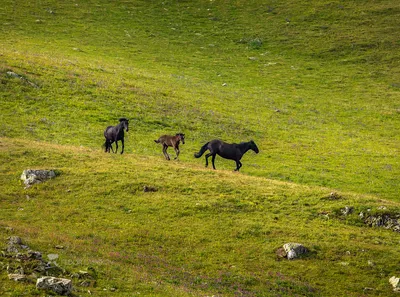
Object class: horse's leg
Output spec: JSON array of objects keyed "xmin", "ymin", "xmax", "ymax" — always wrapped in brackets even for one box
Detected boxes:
[
  {"xmin": 211, "ymin": 154, "xmax": 216, "ymax": 170},
  {"xmin": 174, "ymin": 145, "xmax": 180, "ymax": 159},
  {"xmin": 163, "ymin": 145, "xmax": 170, "ymax": 160},
  {"xmin": 114, "ymin": 140, "xmax": 118, "ymax": 154},
  {"xmin": 107, "ymin": 141, "xmax": 114, "ymax": 153},
  {"xmin": 234, "ymin": 160, "xmax": 242, "ymax": 171},
  {"xmin": 205, "ymin": 153, "xmax": 212, "ymax": 167},
  {"xmin": 120, "ymin": 138, "xmax": 124, "ymax": 154}
]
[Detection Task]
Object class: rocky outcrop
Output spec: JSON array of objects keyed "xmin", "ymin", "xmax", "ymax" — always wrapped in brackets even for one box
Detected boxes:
[
  {"xmin": 1, "ymin": 236, "xmax": 72, "ymax": 294},
  {"xmin": 362, "ymin": 213, "xmax": 400, "ymax": 233},
  {"xmin": 36, "ymin": 276, "xmax": 73, "ymax": 295}
]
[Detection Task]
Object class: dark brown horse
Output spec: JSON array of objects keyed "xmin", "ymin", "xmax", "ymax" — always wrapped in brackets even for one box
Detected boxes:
[
  {"xmin": 154, "ymin": 133, "xmax": 185, "ymax": 160},
  {"xmin": 194, "ymin": 139, "xmax": 259, "ymax": 171},
  {"xmin": 103, "ymin": 118, "xmax": 129, "ymax": 154}
]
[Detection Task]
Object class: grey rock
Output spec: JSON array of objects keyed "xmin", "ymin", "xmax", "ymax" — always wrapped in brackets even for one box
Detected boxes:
[
  {"xmin": 364, "ymin": 213, "xmax": 400, "ymax": 233},
  {"xmin": 21, "ymin": 169, "xmax": 57, "ymax": 187},
  {"xmin": 8, "ymin": 236, "xmax": 22, "ymax": 245},
  {"xmin": 28, "ymin": 250, "xmax": 42, "ymax": 260},
  {"xmin": 329, "ymin": 192, "xmax": 341, "ymax": 199},
  {"xmin": 282, "ymin": 243, "xmax": 308, "ymax": 260},
  {"xmin": 36, "ymin": 276, "xmax": 73, "ymax": 295},
  {"xmin": 6, "ymin": 236, "xmax": 23, "ymax": 253},
  {"xmin": 341, "ymin": 206, "xmax": 354, "ymax": 215},
  {"xmin": 6, "ymin": 71, "xmax": 21, "ymax": 78}
]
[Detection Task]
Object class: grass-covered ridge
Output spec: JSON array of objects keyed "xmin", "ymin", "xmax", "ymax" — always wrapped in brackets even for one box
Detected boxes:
[
  {"xmin": 0, "ymin": 0, "xmax": 399, "ymax": 296},
  {"xmin": 1, "ymin": 138, "xmax": 400, "ymax": 296}
]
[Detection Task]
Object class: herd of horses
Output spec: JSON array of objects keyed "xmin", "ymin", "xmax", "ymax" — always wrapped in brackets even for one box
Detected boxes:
[{"xmin": 103, "ymin": 118, "xmax": 259, "ymax": 171}]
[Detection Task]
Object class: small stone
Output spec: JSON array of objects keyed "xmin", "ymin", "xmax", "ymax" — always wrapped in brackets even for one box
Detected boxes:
[
  {"xmin": 329, "ymin": 192, "xmax": 341, "ymax": 199},
  {"xmin": 389, "ymin": 276, "xmax": 400, "ymax": 291},
  {"xmin": 6, "ymin": 71, "xmax": 21, "ymax": 78},
  {"xmin": 48, "ymin": 253, "xmax": 59, "ymax": 261},
  {"xmin": 28, "ymin": 250, "xmax": 42, "ymax": 260},
  {"xmin": 8, "ymin": 236, "xmax": 22, "ymax": 245},
  {"xmin": 275, "ymin": 247, "xmax": 287, "ymax": 258},
  {"xmin": 143, "ymin": 186, "xmax": 157, "ymax": 192},
  {"xmin": 341, "ymin": 206, "xmax": 354, "ymax": 215},
  {"xmin": 8, "ymin": 273, "xmax": 28, "ymax": 282}
]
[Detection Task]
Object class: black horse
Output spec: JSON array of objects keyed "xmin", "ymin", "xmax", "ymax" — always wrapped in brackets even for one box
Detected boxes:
[
  {"xmin": 194, "ymin": 139, "xmax": 259, "ymax": 171},
  {"xmin": 103, "ymin": 118, "xmax": 129, "ymax": 154}
]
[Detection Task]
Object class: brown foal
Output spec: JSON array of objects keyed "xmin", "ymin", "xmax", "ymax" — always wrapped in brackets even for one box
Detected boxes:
[{"xmin": 154, "ymin": 133, "xmax": 185, "ymax": 160}]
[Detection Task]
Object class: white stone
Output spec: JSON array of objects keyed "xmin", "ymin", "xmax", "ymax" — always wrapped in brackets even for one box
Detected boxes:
[
  {"xmin": 389, "ymin": 276, "xmax": 400, "ymax": 291},
  {"xmin": 36, "ymin": 276, "xmax": 72, "ymax": 295}
]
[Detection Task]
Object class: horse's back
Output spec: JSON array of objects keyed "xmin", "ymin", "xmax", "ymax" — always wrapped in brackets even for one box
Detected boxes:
[
  {"xmin": 209, "ymin": 139, "xmax": 230, "ymax": 150},
  {"xmin": 104, "ymin": 125, "xmax": 115, "ymax": 138},
  {"xmin": 156, "ymin": 135, "xmax": 167, "ymax": 143},
  {"xmin": 157, "ymin": 135, "xmax": 177, "ymax": 146},
  {"xmin": 210, "ymin": 139, "xmax": 240, "ymax": 159}
]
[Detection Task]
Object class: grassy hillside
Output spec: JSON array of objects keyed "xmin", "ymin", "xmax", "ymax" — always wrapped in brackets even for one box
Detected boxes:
[
  {"xmin": 1, "ymin": 138, "xmax": 399, "ymax": 296},
  {"xmin": 0, "ymin": 0, "xmax": 399, "ymax": 296}
]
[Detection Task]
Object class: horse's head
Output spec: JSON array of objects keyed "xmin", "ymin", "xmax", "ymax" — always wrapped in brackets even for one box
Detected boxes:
[
  {"xmin": 250, "ymin": 140, "xmax": 259, "ymax": 153},
  {"xmin": 119, "ymin": 118, "xmax": 129, "ymax": 132},
  {"xmin": 176, "ymin": 133, "xmax": 185, "ymax": 144}
]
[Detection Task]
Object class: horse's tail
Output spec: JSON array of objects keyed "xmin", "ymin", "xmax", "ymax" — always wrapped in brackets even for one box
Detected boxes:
[
  {"xmin": 194, "ymin": 142, "xmax": 209, "ymax": 158},
  {"xmin": 154, "ymin": 139, "xmax": 160, "ymax": 144}
]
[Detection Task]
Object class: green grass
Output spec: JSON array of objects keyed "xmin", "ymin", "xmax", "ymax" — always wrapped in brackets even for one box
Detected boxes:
[{"xmin": 0, "ymin": 0, "xmax": 399, "ymax": 296}]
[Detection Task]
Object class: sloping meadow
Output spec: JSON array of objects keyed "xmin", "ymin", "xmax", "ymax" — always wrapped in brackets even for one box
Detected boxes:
[
  {"xmin": 1, "ymin": 139, "xmax": 399, "ymax": 296},
  {"xmin": 1, "ymin": 0, "xmax": 399, "ymax": 296}
]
